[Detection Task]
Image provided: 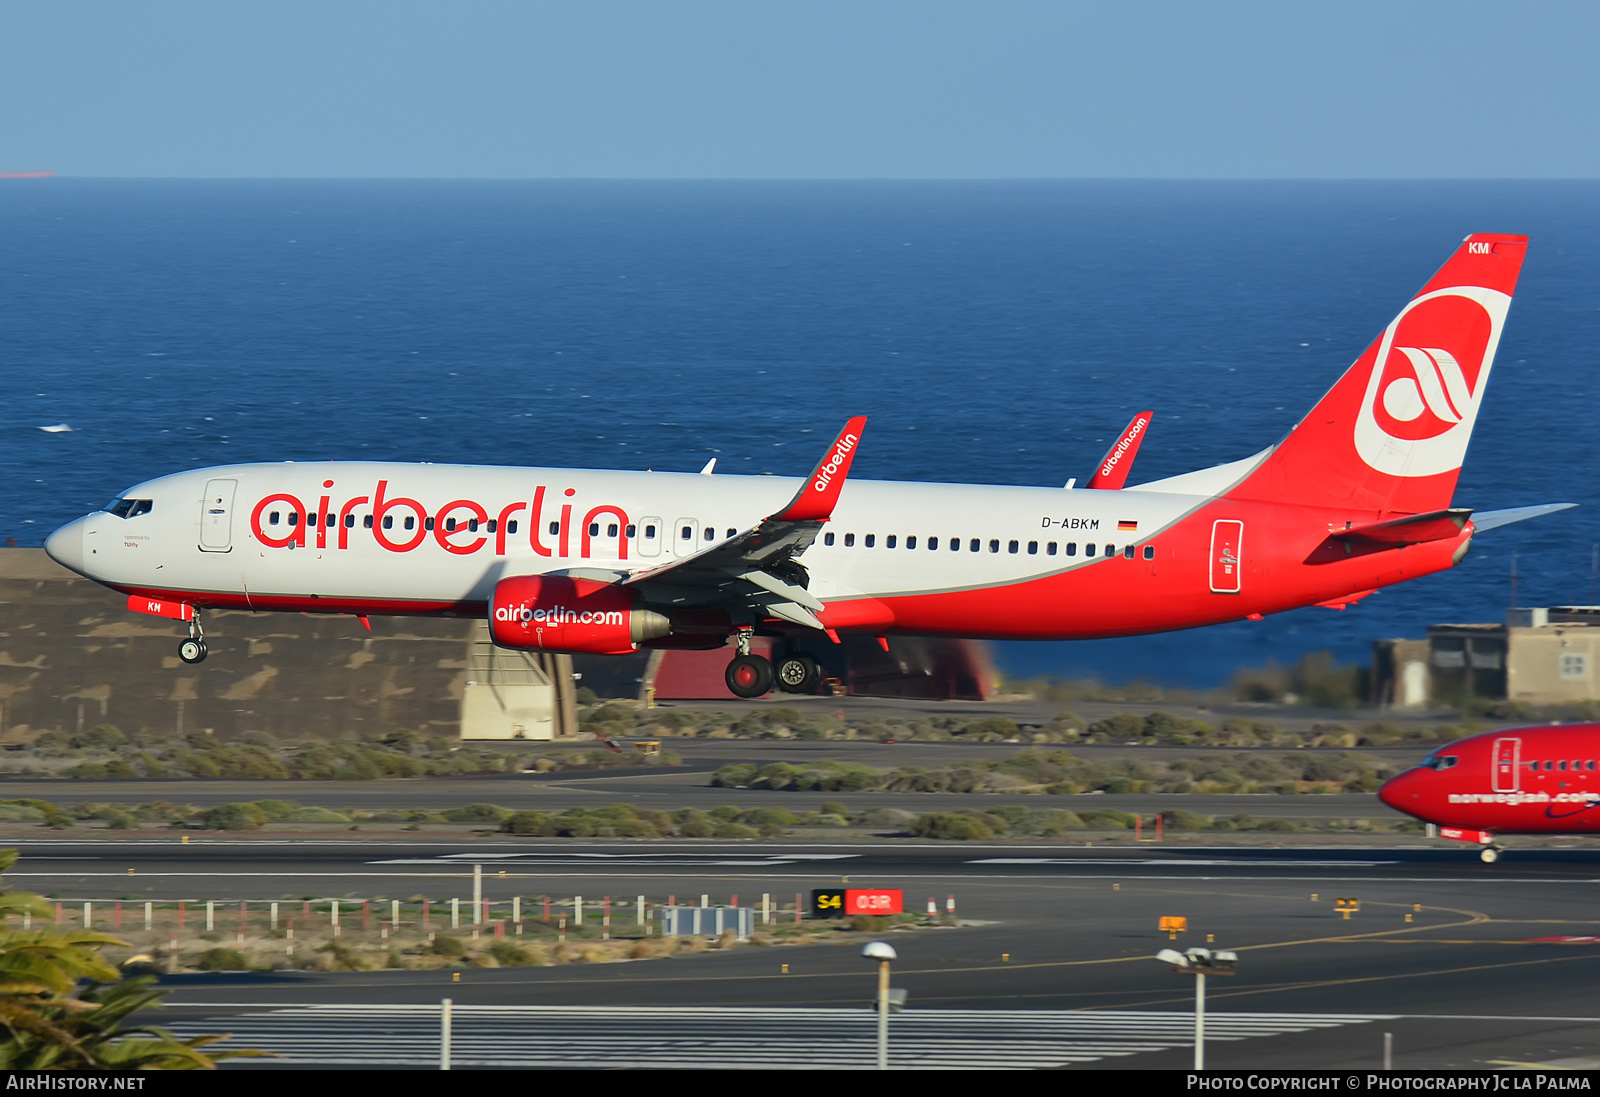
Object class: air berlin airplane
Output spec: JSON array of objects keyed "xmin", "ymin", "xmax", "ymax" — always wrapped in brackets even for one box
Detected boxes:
[
  {"xmin": 45, "ymin": 234, "xmax": 1569, "ymax": 700},
  {"xmin": 1380, "ymin": 728, "xmax": 1600, "ymax": 862}
]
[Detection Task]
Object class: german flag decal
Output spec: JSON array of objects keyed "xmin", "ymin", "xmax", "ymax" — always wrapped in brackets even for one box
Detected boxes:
[{"xmin": 1117, "ymin": 520, "xmax": 1138, "ymax": 531}]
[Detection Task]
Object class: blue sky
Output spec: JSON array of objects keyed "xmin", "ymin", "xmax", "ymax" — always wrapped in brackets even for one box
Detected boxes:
[{"xmin": 2, "ymin": 1, "xmax": 1596, "ymax": 178}]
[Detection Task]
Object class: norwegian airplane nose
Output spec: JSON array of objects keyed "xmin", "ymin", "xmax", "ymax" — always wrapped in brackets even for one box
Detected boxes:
[
  {"xmin": 1377, "ymin": 770, "xmax": 1413, "ymax": 813},
  {"xmin": 44, "ymin": 517, "xmax": 87, "ymax": 576}
]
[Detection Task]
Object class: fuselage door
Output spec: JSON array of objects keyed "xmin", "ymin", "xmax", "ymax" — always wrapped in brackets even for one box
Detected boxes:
[
  {"xmin": 199, "ymin": 478, "xmax": 237, "ymax": 552},
  {"xmin": 673, "ymin": 518, "xmax": 700, "ymax": 558},
  {"xmin": 1209, "ymin": 519, "xmax": 1244, "ymax": 593},
  {"xmin": 1491, "ymin": 736, "xmax": 1521, "ymax": 793},
  {"xmin": 638, "ymin": 516, "xmax": 663, "ymax": 558}
]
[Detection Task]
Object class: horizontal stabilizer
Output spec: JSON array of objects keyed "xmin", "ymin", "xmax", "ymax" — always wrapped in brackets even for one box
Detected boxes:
[
  {"xmin": 1331, "ymin": 509, "xmax": 1473, "ymax": 548},
  {"xmin": 1470, "ymin": 502, "xmax": 1577, "ymax": 532}
]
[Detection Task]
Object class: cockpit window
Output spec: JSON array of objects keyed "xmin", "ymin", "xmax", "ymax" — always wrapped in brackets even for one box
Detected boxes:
[
  {"xmin": 1422, "ymin": 754, "xmax": 1458, "ymax": 771},
  {"xmin": 103, "ymin": 499, "xmax": 153, "ymax": 519}
]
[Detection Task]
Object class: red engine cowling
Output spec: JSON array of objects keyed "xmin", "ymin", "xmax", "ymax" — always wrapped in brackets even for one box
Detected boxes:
[{"xmin": 488, "ymin": 575, "xmax": 669, "ymax": 655}]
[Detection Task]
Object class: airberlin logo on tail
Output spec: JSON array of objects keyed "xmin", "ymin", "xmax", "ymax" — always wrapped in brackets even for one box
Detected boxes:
[
  {"xmin": 813, "ymin": 433, "xmax": 858, "ymax": 494},
  {"xmin": 1353, "ymin": 286, "xmax": 1511, "ymax": 478}
]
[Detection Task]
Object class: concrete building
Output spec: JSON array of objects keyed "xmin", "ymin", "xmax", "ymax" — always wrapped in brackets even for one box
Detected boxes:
[
  {"xmin": 0, "ymin": 549, "xmax": 577, "ymax": 741},
  {"xmin": 1372, "ymin": 607, "xmax": 1600, "ymax": 708}
]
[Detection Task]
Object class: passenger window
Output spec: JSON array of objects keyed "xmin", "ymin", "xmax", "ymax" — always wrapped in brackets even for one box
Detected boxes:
[
  {"xmin": 588, "ymin": 523, "xmax": 599, "ymax": 536},
  {"xmin": 326, "ymin": 514, "xmax": 335, "ymax": 528},
  {"xmin": 824, "ymin": 532, "xmax": 835, "ymax": 546},
  {"xmin": 906, "ymin": 536, "xmax": 917, "ymax": 549},
  {"xmin": 364, "ymin": 515, "xmax": 374, "ymax": 529},
  {"xmin": 886, "ymin": 535, "xmax": 896, "ymax": 549},
  {"xmin": 681, "ymin": 525, "xmax": 692, "ymax": 540},
  {"xmin": 1104, "ymin": 543, "xmax": 1114, "ymax": 556},
  {"xmin": 1085, "ymin": 543, "xmax": 1096, "ymax": 557},
  {"xmin": 288, "ymin": 513, "xmax": 299, "ymax": 527},
  {"xmin": 865, "ymin": 534, "xmax": 876, "ymax": 548},
  {"xmin": 928, "ymin": 537, "xmax": 938, "ymax": 550},
  {"xmin": 1123, "ymin": 545, "xmax": 1135, "ymax": 559},
  {"xmin": 469, "ymin": 519, "xmax": 480, "ymax": 533},
  {"xmin": 1027, "ymin": 541, "xmax": 1038, "ymax": 555},
  {"xmin": 1008, "ymin": 540, "xmax": 1018, "ymax": 554},
  {"xmin": 705, "ymin": 527, "xmax": 715, "ymax": 541},
  {"xmin": 625, "ymin": 524, "xmax": 635, "ymax": 537},
  {"xmin": 1560, "ymin": 760, "xmax": 1569, "ymax": 771},
  {"xmin": 989, "ymin": 539, "xmax": 1000, "ymax": 553},
  {"xmin": 845, "ymin": 533, "xmax": 856, "ymax": 547},
  {"xmin": 607, "ymin": 523, "xmax": 618, "ymax": 537},
  {"xmin": 726, "ymin": 528, "xmax": 736, "ymax": 539},
  {"xmin": 949, "ymin": 538, "xmax": 959, "ymax": 552},
  {"xmin": 344, "ymin": 514, "xmax": 355, "ymax": 528},
  {"xmin": 970, "ymin": 539, "xmax": 980, "ymax": 552},
  {"xmin": 1066, "ymin": 543, "xmax": 1077, "ymax": 556},
  {"xmin": 404, "ymin": 516, "xmax": 415, "ymax": 531},
  {"xmin": 508, "ymin": 520, "xmax": 518, "ymax": 534},
  {"xmin": 643, "ymin": 524, "xmax": 654, "ymax": 538},
  {"xmin": 270, "ymin": 512, "xmax": 281, "ymax": 526},
  {"xmin": 1143, "ymin": 545, "xmax": 1155, "ymax": 560},
  {"xmin": 487, "ymin": 519, "xmax": 497, "ymax": 533},
  {"xmin": 1047, "ymin": 542, "xmax": 1057, "ymax": 555},
  {"xmin": 383, "ymin": 516, "xmax": 394, "ymax": 530}
]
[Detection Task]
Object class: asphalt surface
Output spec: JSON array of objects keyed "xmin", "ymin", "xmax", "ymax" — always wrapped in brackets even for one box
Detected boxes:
[{"xmin": 15, "ymin": 838, "xmax": 1600, "ymax": 1067}]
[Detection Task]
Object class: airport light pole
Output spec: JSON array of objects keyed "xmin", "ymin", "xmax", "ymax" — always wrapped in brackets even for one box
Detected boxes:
[
  {"xmin": 1155, "ymin": 947, "xmax": 1237, "ymax": 1070},
  {"xmin": 862, "ymin": 941, "xmax": 897, "ymax": 1070}
]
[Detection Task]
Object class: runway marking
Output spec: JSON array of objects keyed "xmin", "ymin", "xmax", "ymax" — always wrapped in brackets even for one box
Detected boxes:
[
  {"xmin": 971, "ymin": 858, "xmax": 1401, "ymax": 867},
  {"xmin": 163, "ymin": 1005, "xmax": 1390, "ymax": 1069}
]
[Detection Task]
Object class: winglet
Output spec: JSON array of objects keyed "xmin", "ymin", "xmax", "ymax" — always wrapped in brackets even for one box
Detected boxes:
[
  {"xmin": 1087, "ymin": 411, "xmax": 1152, "ymax": 490},
  {"xmin": 773, "ymin": 416, "xmax": 867, "ymax": 521}
]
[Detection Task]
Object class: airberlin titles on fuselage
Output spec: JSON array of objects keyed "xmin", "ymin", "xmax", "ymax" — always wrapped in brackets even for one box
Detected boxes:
[{"xmin": 250, "ymin": 479, "xmax": 637, "ymax": 560}]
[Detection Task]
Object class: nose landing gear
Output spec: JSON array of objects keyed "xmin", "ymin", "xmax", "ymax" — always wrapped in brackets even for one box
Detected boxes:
[
  {"xmin": 1479, "ymin": 845, "xmax": 1502, "ymax": 864},
  {"xmin": 178, "ymin": 612, "xmax": 208, "ymax": 664}
]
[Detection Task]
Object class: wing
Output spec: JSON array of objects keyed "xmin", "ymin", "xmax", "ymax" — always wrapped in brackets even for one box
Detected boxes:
[{"xmin": 620, "ymin": 416, "xmax": 867, "ymax": 630}]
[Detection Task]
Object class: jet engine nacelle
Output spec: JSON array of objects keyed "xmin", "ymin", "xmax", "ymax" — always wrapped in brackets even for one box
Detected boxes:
[{"xmin": 488, "ymin": 575, "xmax": 669, "ymax": 655}]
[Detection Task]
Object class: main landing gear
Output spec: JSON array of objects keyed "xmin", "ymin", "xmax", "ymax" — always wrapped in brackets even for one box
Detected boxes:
[
  {"xmin": 724, "ymin": 631, "xmax": 824, "ymax": 698},
  {"xmin": 178, "ymin": 612, "xmax": 208, "ymax": 665},
  {"xmin": 1479, "ymin": 845, "xmax": 1502, "ymax": 864}
]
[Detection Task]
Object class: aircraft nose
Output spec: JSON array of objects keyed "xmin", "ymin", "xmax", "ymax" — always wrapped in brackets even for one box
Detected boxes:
[
  {"xmin": 44, "ymin": 517, "xmax": 87, "ymax": 576},
  {"xmin": 1377, "ymin": 770, "xmax": 1412, "ymax": 812}
]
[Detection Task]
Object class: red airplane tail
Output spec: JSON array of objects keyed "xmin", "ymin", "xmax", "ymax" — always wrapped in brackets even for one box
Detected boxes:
[{"xmin": 1226, "ymin": 234, "xmax": 1528, "ymax": 516}]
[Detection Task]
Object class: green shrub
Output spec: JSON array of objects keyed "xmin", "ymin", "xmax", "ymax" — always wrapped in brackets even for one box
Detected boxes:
[
  {"xmin": 1077, "ymin": 810, "xmax": 1137, "ymax": 829},
  {"xmin": 910, "ymin": 813, "xmax": 993, "ymax": 840},
  {"xmin": 200, "ymin": 803, "xmax": 266, "ymax": 831},
  {"xmin": 488, "ymin": 941, "xmax": 544, "ymax": 967},
  {"xmin": 441, "ymin": 803, "xmax": 511, "ymax": 824},
  {"xmin": 1159, "ymin": 809, "xmax": 1210, "ymax": 831},
  {"xmin": 281, "ymin": 807, "xmax": 352, "ymax": 824},
  {"xmin": 197, "ymin": 947, "xmax": 249, "ymax": 971},
  {"xmin": 430, "ymin": 934, "xmax": 467, "ymax": 957},
  {"xmin": 502, "ymin": 811, "xmax": 550, "ymax": 835},
  {"xmin": 679, "ymin": 818, "xmax": 715, "ymax": 838},
  {"xmin": 712, "ymin": 823, "xmax": 758, "ymax": 839}
]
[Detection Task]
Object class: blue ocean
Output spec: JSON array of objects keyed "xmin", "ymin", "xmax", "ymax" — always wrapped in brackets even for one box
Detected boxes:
[{"xmin": 3, "ymin": 180, "xmax": 1597, "ymax": 686}]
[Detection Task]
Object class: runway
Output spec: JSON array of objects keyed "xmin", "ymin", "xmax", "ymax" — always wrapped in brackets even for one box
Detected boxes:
[{"xmin": 14, "ymin": 838, "xmax": 1600, "ymax": 1067}]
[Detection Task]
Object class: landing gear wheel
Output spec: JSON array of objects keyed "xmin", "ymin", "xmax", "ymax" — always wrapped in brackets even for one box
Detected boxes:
[
  {"xmin": 726, "ymin": 654, "xmax": 773, "ymax": 698},
  {"xmin": 1480, "ymin": 846, "xmax": 1501, "ymax": 864},
  {"xmin": 775, "ymin": 653, "xmax": 821, "ymax": 694},
  {"xmin": 178, "ymin": 638, "xmax": 208, "ymax": 665}
]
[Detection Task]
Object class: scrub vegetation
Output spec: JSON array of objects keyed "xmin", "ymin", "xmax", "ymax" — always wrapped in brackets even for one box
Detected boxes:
[
  {"xmin": 583, "ymin": 701, "xmax": 1476, "ymax": 748},
  {"xmin": 712, "ymin": 748, "xmax": 1404, "ymax": 796},
  {"xmin": 0, "ymin": 724, "xmax": 681, "ymax": 780}
]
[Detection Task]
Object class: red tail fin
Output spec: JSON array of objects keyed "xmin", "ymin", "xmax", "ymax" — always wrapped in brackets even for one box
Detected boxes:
[{"xmin": 1229, "ymin": 234, "xmax": 1527, "ymax": 515}]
